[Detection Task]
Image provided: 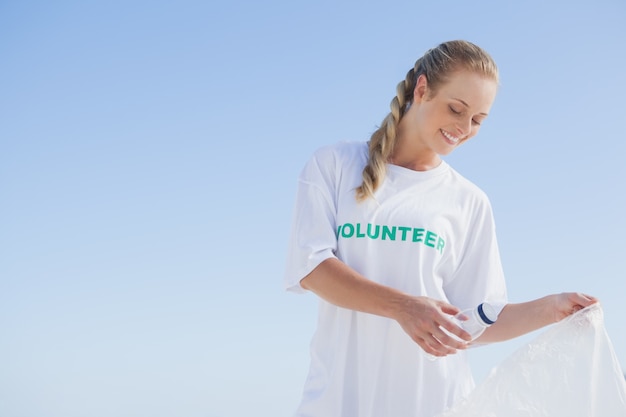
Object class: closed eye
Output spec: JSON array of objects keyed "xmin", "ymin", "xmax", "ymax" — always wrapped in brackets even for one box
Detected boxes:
[{"xmin": 449, "ymin": 105, "xmax": 462, "ymax": 115}]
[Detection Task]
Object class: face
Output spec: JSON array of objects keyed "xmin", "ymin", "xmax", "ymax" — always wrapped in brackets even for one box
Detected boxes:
[{"xmin": 404, "ymin": 70, "xmax": 498, "ymax": 158}]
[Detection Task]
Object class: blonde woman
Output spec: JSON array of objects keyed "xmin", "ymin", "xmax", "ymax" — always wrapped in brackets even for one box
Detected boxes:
[{"xmin": 284, "ymin": 40, "xmax": 596, "ymax": 417}]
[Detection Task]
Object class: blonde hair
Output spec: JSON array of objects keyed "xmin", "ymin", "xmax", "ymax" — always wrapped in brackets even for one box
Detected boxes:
[{"xmin": 355, "ymin": 40, "xmax": 499, "ymax": 202}]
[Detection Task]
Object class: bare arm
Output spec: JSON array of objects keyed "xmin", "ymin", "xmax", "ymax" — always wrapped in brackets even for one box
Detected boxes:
[
  {"xmin": 300, "ymin": 257, "xmax": 473, "ymax": 357},
  {"xmin": 476, "ymin": 292, "xmax": 598, "ymax": 344},
  {"xmin": 301, "ymin": 258, "xmax": 598, "ymax": 355}
]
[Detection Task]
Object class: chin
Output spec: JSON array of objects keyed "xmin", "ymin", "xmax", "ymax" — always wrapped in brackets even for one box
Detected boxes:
[{"xmin": 438, "ymin": 146, "xmax": 456, "ymax": 156}]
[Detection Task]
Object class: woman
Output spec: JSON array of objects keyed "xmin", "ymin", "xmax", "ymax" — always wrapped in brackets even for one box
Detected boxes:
[{"xmin": 284, "ymin": 40, "xmax": 596, "ymax": 417}]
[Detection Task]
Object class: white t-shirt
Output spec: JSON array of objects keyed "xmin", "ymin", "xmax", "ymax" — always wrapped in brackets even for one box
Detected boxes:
[{"xmin": 285, "ymin": 141, "xmax": 508, "ymax": 417}]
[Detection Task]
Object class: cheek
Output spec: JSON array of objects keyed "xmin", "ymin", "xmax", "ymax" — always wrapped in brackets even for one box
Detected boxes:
[
  {"xmin": 459, "ymin": 127, "xmax": 481, "ymax": 144},
  {"xmin": 469, "ymin": 125, "xmax": 481, "ymax": 137}
]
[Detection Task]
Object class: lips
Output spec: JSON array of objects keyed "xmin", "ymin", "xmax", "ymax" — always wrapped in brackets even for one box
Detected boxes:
[{"xmin": 441, "ymin": 129, "xmax": 460, "ymax": 145}]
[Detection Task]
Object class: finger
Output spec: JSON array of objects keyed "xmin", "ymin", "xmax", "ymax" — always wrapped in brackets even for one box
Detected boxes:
[
  {"xmin": 571, "ymin": 292, "xmax": 599, "ymax": 308},
  {"xmin": 436, "ymin": 301, "xmax": 462, "ymax": 317},
  {"xmin": 423, "ymin": 334, "xmax": 456, "ymax": 357},
  {"xmin": 432, "ymin": 321, "xmax": 470, "ymax": 349},
  {"xmin": 580, "ymin": 293, "xmax": 599, "ymax": 305}
]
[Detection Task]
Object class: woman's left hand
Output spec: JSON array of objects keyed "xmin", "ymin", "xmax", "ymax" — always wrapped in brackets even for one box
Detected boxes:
[{"xmin": 550, "ymin": 292, "xmax": 598, "ymax": 323}]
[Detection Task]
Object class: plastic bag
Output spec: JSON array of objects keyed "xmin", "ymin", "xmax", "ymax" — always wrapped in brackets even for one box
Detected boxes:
[{"xmin": 438, "ymin": 303, "xmax": 626, "ymax": 416}]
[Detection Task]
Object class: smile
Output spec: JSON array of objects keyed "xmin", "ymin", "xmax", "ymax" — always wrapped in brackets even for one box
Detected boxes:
[{"xmin": 441, "ymin": 129, "xmax": 460, "ymax": 145}]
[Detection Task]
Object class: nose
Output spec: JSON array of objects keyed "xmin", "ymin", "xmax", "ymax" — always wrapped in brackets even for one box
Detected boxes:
[{"xmin": 456, "ymin": 117, "xmax": 472, "ymax": 137}]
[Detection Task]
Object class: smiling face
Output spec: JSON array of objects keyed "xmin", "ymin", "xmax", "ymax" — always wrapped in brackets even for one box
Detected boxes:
[{"xmin": 392, "ymin": 70, "xmax": 498, "ymax": 170}]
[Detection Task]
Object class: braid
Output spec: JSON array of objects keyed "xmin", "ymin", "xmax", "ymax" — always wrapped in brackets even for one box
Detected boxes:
[{"xmin": 355, "ymin": 63, "xmax": 420, "ymax": 202}]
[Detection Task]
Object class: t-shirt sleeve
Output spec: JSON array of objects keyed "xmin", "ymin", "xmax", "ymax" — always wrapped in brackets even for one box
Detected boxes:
[
  {"xmin": 443, "ymin": 195, "xmax": 508, "ymax": 315},
  {"xmin": 284, "ymin": 148, "xmax": 340, "ymax": 293}
]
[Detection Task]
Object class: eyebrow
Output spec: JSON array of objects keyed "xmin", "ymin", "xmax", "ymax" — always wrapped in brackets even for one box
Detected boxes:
[{"xmin": 452, "ymin": 98, "xmax": 489, "ymax": 116}]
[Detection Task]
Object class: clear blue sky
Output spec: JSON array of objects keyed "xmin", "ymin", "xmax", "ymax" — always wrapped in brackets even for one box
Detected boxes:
[{"xmin": 1, "ymin": 1, "xmax": 625, "ymax": 416}]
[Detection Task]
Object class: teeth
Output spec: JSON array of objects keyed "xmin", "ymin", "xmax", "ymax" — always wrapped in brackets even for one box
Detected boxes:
[{"xmin": 441, "ymin": 129, "xmax": 460, "ymax": 144}]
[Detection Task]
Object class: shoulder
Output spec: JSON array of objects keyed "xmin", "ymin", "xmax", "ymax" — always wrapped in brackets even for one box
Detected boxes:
[
  {"xmin": 445, "ymin": 165, "xmax": 493, "ymax": 210},
  {"xmin": 310, "ymin": 140, "xmax": 368, "ymax": 166},
  {"xmin": 301, "ymin": 141, "xmax": 367, "ymax": 180}
]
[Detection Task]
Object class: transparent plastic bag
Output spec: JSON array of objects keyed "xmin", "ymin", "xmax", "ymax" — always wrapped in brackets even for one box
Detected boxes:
[{"xmin": 438, "ymin": 303, "xmax": 626, "ymax": 416}]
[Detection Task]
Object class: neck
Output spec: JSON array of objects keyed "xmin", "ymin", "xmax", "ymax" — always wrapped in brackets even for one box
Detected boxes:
[
  {"xmin": 390, "ymin": 134, "xmax": 442, "ymax": 171},
  {"xmin": 390, "ymin": 154, "xmax": 442, "ymax": 171}
]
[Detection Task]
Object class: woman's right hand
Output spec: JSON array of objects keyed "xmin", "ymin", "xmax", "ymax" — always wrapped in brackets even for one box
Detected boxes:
[{"xmin": 393, "ymin": 296, "xmax": 472, "ymax": 357}]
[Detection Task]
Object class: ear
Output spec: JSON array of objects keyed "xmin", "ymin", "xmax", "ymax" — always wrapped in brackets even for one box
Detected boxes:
[{"xmin": 413, "ymin": 74, "xmax": 429, "ymax": 103}]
